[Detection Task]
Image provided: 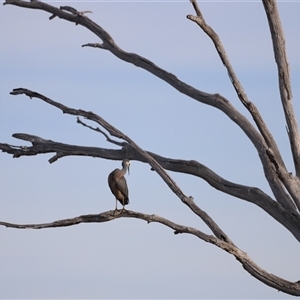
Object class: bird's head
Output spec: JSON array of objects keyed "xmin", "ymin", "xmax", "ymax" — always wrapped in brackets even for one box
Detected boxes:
[{"xmin": 122, "ymin": 159, "xmax": 130, "ymax": 175}]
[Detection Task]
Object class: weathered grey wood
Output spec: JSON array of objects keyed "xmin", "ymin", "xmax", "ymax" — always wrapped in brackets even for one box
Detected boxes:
[
  {"xmin": 262, "ymin": 0, "xmax": 300, "ymax": 208},
  {"xmin": 5, "ymin": 0, "xmax": 299, "ymax": 211},
  {"xmin": 1, "ymin": 0, "xmax": 300, "ymax": 296},
  {"xmin": 0, "ymin": 210, "xmax": 299, "ymax": 296},
  {"xmin": 187, "ymin": 0, "xmax": 300, "ymax": 211},
  {"xmin": 1, "ymin": 111, "xmax": 300, "ymax": 243},
  {"xmin": 8, "ymin": 88, "xmax": 234, "ymax": 244}
]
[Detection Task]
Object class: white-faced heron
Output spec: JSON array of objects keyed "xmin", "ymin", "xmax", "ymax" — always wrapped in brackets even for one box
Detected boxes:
[{"xmin": 108, "ymin": 159, "xmax": 130, "ymax": 210}]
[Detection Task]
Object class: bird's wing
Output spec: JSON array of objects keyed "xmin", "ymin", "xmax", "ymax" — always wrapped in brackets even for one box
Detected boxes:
[
  {"xmin": 116, "ymin": 177, "xmax": 128, "ymax": 198},
  {"xmin": 108, "ymin": 172, "xmax": 115, "ymax": 193}
]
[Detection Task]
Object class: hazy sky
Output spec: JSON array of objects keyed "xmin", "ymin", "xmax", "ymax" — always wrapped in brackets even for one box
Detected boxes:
[{"xmin": 0, "ymin": 1, "xmax": 300, "ymax": 299}]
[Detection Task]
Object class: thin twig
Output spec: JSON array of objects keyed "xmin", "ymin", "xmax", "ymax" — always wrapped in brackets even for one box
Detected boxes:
[{"xmin": 76, "ymin": 117, "xmax": 124, "ymax": 147}]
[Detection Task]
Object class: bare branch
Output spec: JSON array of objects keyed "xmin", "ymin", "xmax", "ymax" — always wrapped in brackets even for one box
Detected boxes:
[
  {"xmin": 2, "ymin": 1, "xmax": 300, "ymax": 296},
  {"xmin": 76, "ymin": 117, "xmax": 124, "ymax": 147},
  {"xmin": 187, "ymin": 2, "xmax": 279, "ymax": 152},
  {"xmin": 8, "ymin": 88, "xmax": 233, "ymax": 243},
  {"xmin": 4, "ymin": 87, "xmax": 300, "ymax": 239},
  {"xmin": 0, "ymin": 132, "xmax": 125, "ymax": 163},
  {"xmin": 1, "ymin": 2, "xmax": 264, "ymax": 148},
  {"xmin": 187, "ymin": 0, "xmax": 300, "ymax": 212},
  {"xmin": 1, "ymin": 130, "xmax": 299, "ymax": 242},
  {"xmin": 1, "ymin": 210, "xmax": 299, "ymax": 296},
  {"xmin": 5, "ymin": 0, "xmax": 298, "ymax": 212},
  {"xmin": 262, "ymin": 0, "xmax": 300, "ymax": 180}
]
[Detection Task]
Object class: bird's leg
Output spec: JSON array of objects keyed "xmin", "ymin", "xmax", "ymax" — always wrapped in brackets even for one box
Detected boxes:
[
  {"xmin": 113, "ymin": 199, "xmax": 119, "ymax": 215},
  {"xmin": 120, "ymin": 200, "xmax": 127, "ymax": 214}
]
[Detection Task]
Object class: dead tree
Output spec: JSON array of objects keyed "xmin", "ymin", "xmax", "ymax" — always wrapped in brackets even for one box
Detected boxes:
[{"xmin": 1, "ymin": 0, "xmax": 300, "ymax": 296}]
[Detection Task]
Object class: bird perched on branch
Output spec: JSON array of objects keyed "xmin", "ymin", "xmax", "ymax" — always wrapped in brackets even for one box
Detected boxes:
[{"xmin": 108, "ymin": 159, "xmax": 130, "ymax": 211}]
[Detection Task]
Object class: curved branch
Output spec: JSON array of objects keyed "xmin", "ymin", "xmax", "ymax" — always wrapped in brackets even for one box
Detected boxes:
[{"xmin": 1, "ymin": 210, "xmax": 299, "ymax": 296}]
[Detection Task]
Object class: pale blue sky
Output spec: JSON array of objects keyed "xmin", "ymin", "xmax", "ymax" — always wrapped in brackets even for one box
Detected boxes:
[{"xmin": 0, "ymin": 1, "xmax": 300, "ymax": 299}]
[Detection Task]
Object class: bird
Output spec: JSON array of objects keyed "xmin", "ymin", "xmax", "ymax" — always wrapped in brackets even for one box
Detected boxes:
[{"xmin": 108, "ymin": 159, "xmax": 130, "ymax": 212}]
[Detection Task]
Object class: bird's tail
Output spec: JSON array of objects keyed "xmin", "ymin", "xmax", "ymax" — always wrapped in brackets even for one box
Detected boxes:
[{"xmin": 124, "ymin": 196, "xmax": 129, "ymax": 206}]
